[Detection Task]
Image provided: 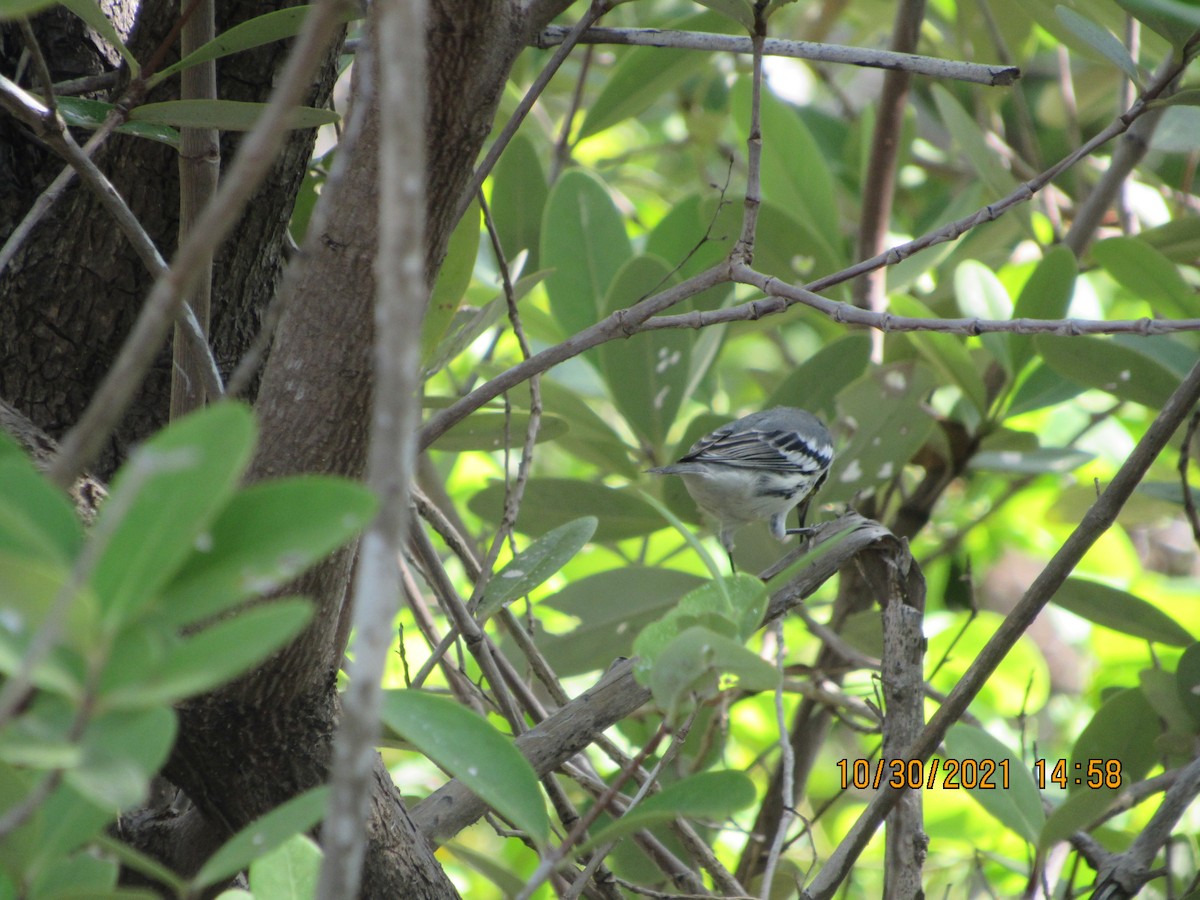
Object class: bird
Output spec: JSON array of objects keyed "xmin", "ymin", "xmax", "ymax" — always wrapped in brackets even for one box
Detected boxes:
[{"xmin": 648, "ymin": 407, "xmax": 834, "ymax": 564}]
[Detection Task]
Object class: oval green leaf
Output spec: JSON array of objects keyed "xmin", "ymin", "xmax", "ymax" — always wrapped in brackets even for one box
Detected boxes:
[
  {"xmin": 477, "ymin": 517, "xmax": 597, "ymax": 620},
  {"xmin": 90, "ymin": 403, "xmax": 257, "ymax": 625},
  {"xmin": 599, "ymin": 256, "xmax": 691, "ymax": 449},
  {"xmin": 160, "ymin": 477, "xmax": 375, "ymax": 626},
  {"xmin": 540, "ymin": 170, "xmax": 632, "ymax": 338},
  {"xmin": 468, "ymin": 478, "xmax": 662, "ymax": 543},
  {"xmin": 381, "ymin": 690, "xmax": 548, "ymax": 845},
  {"xmin": 944, "ymin": 724, "xmax": 1044, "ymax": 844},
  {"xmin": 1052, "ymin": 578, "xmax": 1193, "ymax": 646},
  {"xmin": 193, "ymin": 787, "xmax": 330, "ymax": 888},
  {"xmin": 581, "ymin": 770, "xmax": 756, "ymax": 852}
]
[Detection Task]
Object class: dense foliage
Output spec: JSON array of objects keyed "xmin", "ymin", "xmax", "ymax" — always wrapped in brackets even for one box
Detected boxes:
[{"xmin": 2, "ymin": 0, "xmax": 1200, "ymax": 896}]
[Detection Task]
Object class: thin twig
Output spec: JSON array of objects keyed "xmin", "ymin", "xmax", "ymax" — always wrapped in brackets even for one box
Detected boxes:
[
  {"xmin": 47, "ymin": 0, "xmax": 352, "ymax": 489},
  {"xmin": 517, "ymin": 723, "xmax": 670, "ymax": 900},
  {"xmin": 759, "ymin": 620, "xmax": 794, "ymax": 898},
  {"xmin": 535, "ymin": 26, "xmax": 1018, "ymax": 86}
]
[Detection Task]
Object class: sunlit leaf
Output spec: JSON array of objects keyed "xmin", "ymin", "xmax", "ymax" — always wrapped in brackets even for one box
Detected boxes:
[
  {"xmin": 581, "ymin": 770, "xmax": 756, "ymax": 851},
  {"xmin": 1051, "ymin": 578, "xmax": 1194, "ymax": 646},
  {"xmin": 469, "ymin": 478, "xmax": 662, "ymax": 543},
  {"xmin": 944, "ymin": 725, "xmax": 1044, "ymax": 844},
  {"xmin": 541, "ymin": 170, "xmax": 632, "ymax": 337},
  {"xmin": 1055, "ymin": 6, "xmax": 1140, "ymax": 81}
]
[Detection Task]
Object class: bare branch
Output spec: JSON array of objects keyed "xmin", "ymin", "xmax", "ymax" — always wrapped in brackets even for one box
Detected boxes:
[
  {"xmin": 317, "ymin": 0, "xmax": 427, "ymax": 891},
  {"xmin": 1091, "ymin": 753, "xmax": 1200, "ymax": 897},
  {"xmin": 535, "ymin": 26, "xmax": 1019, "ymax": 86}
]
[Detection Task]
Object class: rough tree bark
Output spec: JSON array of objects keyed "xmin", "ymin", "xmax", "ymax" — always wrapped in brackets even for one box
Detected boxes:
[
  {"xmin": 0, "ymin": 0, "xmax": 339, "ymax": 478},
  {"xmin": 4, "ymin": 0, "xmax": 578, "ymax": 892}
]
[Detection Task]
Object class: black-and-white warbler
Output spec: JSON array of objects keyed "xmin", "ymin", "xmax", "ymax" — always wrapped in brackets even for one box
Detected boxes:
[{"xmin": 649, "ymin": 407, "xmax": 834, "ymax": 556}]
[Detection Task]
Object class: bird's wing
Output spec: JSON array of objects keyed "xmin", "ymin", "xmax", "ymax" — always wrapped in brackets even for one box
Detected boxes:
[{"xmin": 682, "ymin": 426, "xmax": 830, "ymax": 474}]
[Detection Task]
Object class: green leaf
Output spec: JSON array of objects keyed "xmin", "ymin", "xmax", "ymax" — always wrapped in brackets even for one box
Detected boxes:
[
  {"xmin": 693, "ymin": 0, "xmax": 754, "ymax": 28},
  {"xmin": 540, "ymin": 170, "xmax": 632, "ymax": 337},
  {"xmin": 1175, "ymin": 643, "xmax": 1200, "ymax": 725},
  {"xmin": 1052, "ymin": 578, "xmax": 1194, "ymax": 646},
  {"xmin": 90, "ymin": 403, "xmax": 256, "ymax": 625},
  {"xmin": 0, "ymin": 459, "xmax": 82, "ymax": 564},
  {"xmin": 249, "ymin": 834, "xmax": 321, "ymax": 900},
  {"xmin": 1039, "ymin": 787, "xmax": 1119, "ymax": 850},
  {"xmin": 381, "ymin": 690, "xmax": 549, "ymax": 845},
  {"xmin": 1114, "ymin": 0, "xmax": 1200, "ymax": 46},
  {"xmin": 767, "ymin": 335, "xmax": 872, "ymax": 421},
  {"xmin": 130, "ymin": 100, "xmax": 338, "ymax": 132},
  {"xmin": 432, "ymin": 411, "xmax": 568, "ymax": 452},
  {"xmin": 468, "ymin": 478, "xmax": 662, "ymax": 543},
  {"xmin": 159, "ymin": 477, "xmax": 376, "ymax": 627},
  {"xmin": 28, "ymin": 852, "xmax": 116, "ymax": 896},
  {"xmin": 532, "ymin": 380, "xmax": 640, "ymax": 479},
  {"xmin": 968, "ymin": 447, "xmax": 1093, "ymax": 474},
  {"xmin": 890, "ymin": 294, "xmax": 989, "ymax": 415},
  {"xmin": 598, "ymin": 256, "xmax": 691, "ymax": 449},
  {"xmin": 954, "ymin": 260, "xmax": 1013, "ymax": 373},
  {"xmin": 1005, "ymin": 361, "xmax": 1085, "ymax": 417},
  {"xmin": 1009, "ymin": 245, "xmax": 1077, "ymax": 373},
  {"xmin": 422, "ymin": 274, "xmax": 543, "ymax": 378},
  {"xmin": 535, "ymin": 568, "xmax": 705, "ymax": 676},
  {"xmin": 422, "ymin": 199, "xmax": 480, "ymax": 365},
  {"xmin": 1139, "ymin": 667, "xmax": 1196, "ymax": 737},
  {"xmin": 104, "ymin": 600, "xmax": 312, "ymax": 708},
  {"xmin": 944, "ymin": 724, "xmax": 1044, "ymax": 844},
  {"xmin": 825, "ymin": 362, "xmax": 938, "ymax": 505},
  {"xmin": 477, "ymin": 517, "xmax": 597, "ymax": 620},
  {"xmin": 1035, "ymin": 334, "xmax": 1187, "ymax": 409},
  {"xmin": 731, "ymin": 79, "xmax": 842, "ymax": 271},
  {"xmin": 576, "ymin": 12, "xmax": 723, "ymax": 140},
  {"xmin": 1070, "ymin": 687, "xmax": 1160, "ymax": 791},
  {"xmin": 55, "ymin": 98, "xmax": 180, "ymax": 148},
  {"xmin": 490, "ymin": 134, "xmax": 547, "ymax": 272},
  {"xmin": 931, "ymin": 84, "xmax": 1018, "ymax": 197},
  {"xmin": 581, "ymin": 770, "xmax": 756, "ymax": 851},
  {"xmin": 0, "ymin": 0, "xmax": 56, "ymax": 18},
  {"xmin": 193, "ymin": 787, "xmax": 330, "ymax": 888},
  {"xmin": 1055, "ymin": 6, "xmax": 1140, "ymax": 81},
  {"xmin": 150, "ymin": 5, "xmax": 358, "ymax": 87},
  {"xmin": 68, "ymin": 708, "xmax": 176, "ymax": 809},
  {"xmin": 646, "ymin": 625, "xmax": 779, "ymax": 716},
  {"xmin": 61, "ymin": 0, "xmax": 138, "ymax": 75},
  {"xmin": 1091, "ymin": 236, "xmax": 1200, "ymax": 318}
]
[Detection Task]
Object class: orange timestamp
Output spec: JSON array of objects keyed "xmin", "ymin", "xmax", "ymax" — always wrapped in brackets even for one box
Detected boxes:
[
  {"xmin": 835, "ymin": 757, "xmax": 1125, "ymax": 791},
  {"xmin": 837, "ymin": 757, "xmax": 1010, "ymax": 790}
]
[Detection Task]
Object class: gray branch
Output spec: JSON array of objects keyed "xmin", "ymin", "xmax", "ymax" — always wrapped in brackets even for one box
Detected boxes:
[{"xmin": 536, "ymin": 25, "xmax": 1019, "ymax": 86}]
